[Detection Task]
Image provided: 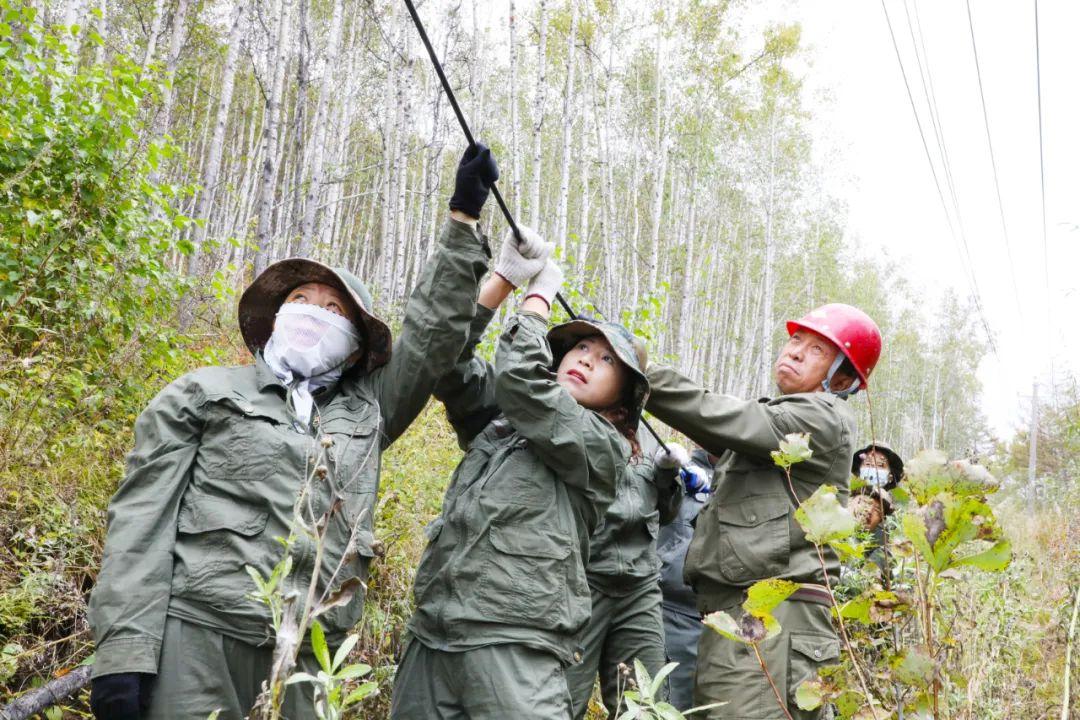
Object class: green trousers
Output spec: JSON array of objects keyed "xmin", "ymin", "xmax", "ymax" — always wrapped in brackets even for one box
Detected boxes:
[
  {"xmin": 144, "ymin": 617, "xmax": 318, "ymax": 720},
  {"xmin": 388, "ymin": 639, "xmax": 572, "ymax": 719},
  {"xmin": 564, "ymin": 582, "xmax": 667, "ymax": 719},
  {"xmin": 694, "ymin": 600, "xmax": 840, "ymax": 720}
]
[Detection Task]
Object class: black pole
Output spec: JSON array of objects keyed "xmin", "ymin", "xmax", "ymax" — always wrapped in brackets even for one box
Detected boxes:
[{"xmin": 401, "ymin": 0, "xmax": 669, "ymax": 454}]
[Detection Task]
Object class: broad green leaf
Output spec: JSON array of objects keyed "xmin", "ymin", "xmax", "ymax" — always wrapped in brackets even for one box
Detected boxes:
[
  {"xmin": 795, "ymin": 485, "xmax": 856, "ymax": 544},
  {"xmin": 284, "ymin": 672, "xmax": 319, "ymax": 686},
  {"xmin": 795, "ymin": 679, "xmax": 824, "ymax": 710},
  {"xmin": 335, "ymin": 662, "xmax": 372, "ymax": 681},
  {"xmin": 342, "ymin": 681, "xmax": 378, "ymax": 707},
  {"xmin": 743, "ymin": 578, "xmax": 800, "ymax": 617},
  {"xmin": 953, "ymin": 539, "xmax": 1012, "ymax": 572},
  {"xmin": 331, "ymin": 633, "xmax": 360, "ymax": 672},
  {"xmin": 702, "ymin": 610, "xmax": 745, "ymax": 644},
  {"xmin": 633, "ymin": 658, "xmax": 654, "ymax": 700},
  {"xmin": 891, "ymin": 649, "xmax": 935, "ymax": 688},
  {"xmin": 649, "ymin": 661, "xmax": 679, "ymax": 699},
  {"xmin": 770, "ymin": 432, "xmax": 813, "ymax": 469}
]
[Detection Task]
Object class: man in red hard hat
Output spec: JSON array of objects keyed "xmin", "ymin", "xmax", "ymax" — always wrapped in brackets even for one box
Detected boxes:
[{"xmin": 644, "ymin": 303, "xmax": 882, "ymax": 719}]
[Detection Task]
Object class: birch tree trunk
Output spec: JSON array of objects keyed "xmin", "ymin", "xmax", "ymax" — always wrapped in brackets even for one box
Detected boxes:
[
  {"xmin": 188, "ymin": 0, "xmax": 247, "ymax": 280},
  {"xmin": 528, "ymin": 0, "xmax": 547, "ymax": 229},
  {"xmin": 554, "ymin": 0, "xmax": 577, "ymax": 254},
  {"xmin": 297, "ymin": 0, "xmax": 344, "ymax": 257},
  {"xmin": 508, "ymin": 0, "xmax": 521, "ymax": 214},
  {"xmin": 253, "ymin": 0, "xmax": 291, "ymax": 277}
]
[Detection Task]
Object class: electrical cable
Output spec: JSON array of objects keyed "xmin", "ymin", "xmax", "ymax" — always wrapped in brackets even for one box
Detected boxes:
[
  {"xmin": 880, "ymin": 0, "xmax": 999, "ymax": 358},
  {"xmin": 964, "ymin": 0, "xmax": 1024, "ymax": 317},
  {"xmin": 401, "ymin": 0, "xmax": 673, "ymax": 454},
  {"xmin": 1034, "ymin": 0, "xmax": 1054, "ymax": 393}
]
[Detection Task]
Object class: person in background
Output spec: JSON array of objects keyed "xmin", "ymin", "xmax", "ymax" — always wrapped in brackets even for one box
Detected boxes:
[
  {"xmin": 86, "ymin": 144, "xmax": 497, "ymax": 720},
  {"xmin": 848, "ymin": 442, "xmax": 905, "ymax": 569},
  {"xmin": 390, "ymin": 240, "xmax": 651, "ymax": 719},
  {"xmin": 564, "ymin": 438, "xmax": 685, "ymax": 719},
  {"xmin": 644, "ymin": 303, "xmax": 882, "ymax": 719},
  {"xmin": 655, "ymin": 447, "xmax": 716, "ymax": 711}
]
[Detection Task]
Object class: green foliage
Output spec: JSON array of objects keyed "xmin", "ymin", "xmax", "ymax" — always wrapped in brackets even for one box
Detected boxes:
[
  {"xmin": 794, "ymin": 485, "xmax": 857, "ymax": 545},
  {"xmin": 616, "ymin": 658, "xmax": 725, "ymax": 719},
  {"xmin": 704, "ymin": 578, "xmax": 799, "ymax": 644},
  {"xmin": 285, "ymin": 622, "xmax": 378, "ymax": 720},
  {"xmin": 0, "ymin": 0, "xmax": 210, "ymax": 471}
]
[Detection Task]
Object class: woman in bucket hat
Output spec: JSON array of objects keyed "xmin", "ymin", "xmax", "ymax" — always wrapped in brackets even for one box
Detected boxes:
[
  {"xmin": 389, "ymin": 248, "xmax": 651, "ymax": 719},
  {"xmin": 87, "ymin": 144, "xmax": 502, "ymax": 720}
]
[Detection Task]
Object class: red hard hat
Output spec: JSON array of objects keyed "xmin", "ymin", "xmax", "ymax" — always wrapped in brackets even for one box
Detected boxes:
[{"xmin": 786, "ymin": 303, "xmax": 882, "ymax": 386}]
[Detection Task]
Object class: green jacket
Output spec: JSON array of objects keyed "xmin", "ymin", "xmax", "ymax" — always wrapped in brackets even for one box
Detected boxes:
[
  {"xmin": 88, "ymin": 219, "xmax": 489, "ymax": 678},
  {"xmin": 586, "ymin": 456, "xmax": 682, "ymax": 594},
  {"xmin": 407, "ymin": 308, "xmax": 628, "ymax": 665},
  {"xmin": 644, "ymin": 365, "xmax": 856, "ymax": 611}
]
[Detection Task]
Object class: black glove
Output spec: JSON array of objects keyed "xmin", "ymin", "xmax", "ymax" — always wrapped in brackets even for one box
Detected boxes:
[
  {"xmin": 91, "ymin": 673, "xmax": 154, "ymax": 720},
  {"xmin": 449, "ymin": 142, "xmax": 499, "ymax": 219}
]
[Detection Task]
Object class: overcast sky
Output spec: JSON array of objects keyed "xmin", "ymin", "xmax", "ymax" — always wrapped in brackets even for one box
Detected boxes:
[{"xmin": 741, "ymin": 0, "xmax": 1079, "ymax": 439}]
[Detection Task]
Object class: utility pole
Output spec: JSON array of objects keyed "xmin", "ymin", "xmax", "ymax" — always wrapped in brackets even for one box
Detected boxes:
[{"xmin": 1027, "ymin": 380, "xmax": 1038, "ymax": 510}]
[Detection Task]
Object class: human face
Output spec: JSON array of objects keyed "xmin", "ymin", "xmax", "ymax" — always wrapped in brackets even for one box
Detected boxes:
[
  {"xmin": 774, "ymin": 328, "xmax": 842, "ymax": 395},
  {"xmin": 862, "ymin": 450, "xmax": 891, "ymax": 472},
  {"xmin": 556, "ymin": 335, "xmax": 629, "ymax": 411},
  {"xmin": 282, "ymin": 282, "xmax": 361, "ymax": 327}
]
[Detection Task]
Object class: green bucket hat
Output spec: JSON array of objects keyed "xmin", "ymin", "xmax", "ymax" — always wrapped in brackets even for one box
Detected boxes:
[
  {"xmin": 547, "ymin": 318, "xmax": 650, "ymax": 429},
  {"xmin": 851, "ymin": 441, "xmax": 905, "ymax": 490},
  {"xmin": 238, "ymin": 258, "xmax": 393, "ymax": 374}
]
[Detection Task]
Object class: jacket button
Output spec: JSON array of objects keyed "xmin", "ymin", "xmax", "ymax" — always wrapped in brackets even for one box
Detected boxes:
[
  {"xmin": 748, "ymin": 514, "xmax": 757, "ymax": 523},
  {"xmin": 813, "ymin": 649, "xmax": 822, "ymax": 659},
  {"xmin": 573, "ymin": 652, "xmax": 582, "ymax": 663}
]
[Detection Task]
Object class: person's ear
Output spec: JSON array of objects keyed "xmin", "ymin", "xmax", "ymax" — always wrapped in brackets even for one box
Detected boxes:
[{"xmin": 829, "ymin": 371, "xmax": 856, "ymax": 393}]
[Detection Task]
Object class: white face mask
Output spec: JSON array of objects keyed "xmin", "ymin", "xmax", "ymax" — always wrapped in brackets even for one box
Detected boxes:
[
  {"xmin": 859, "ymin": 466, "xmax": 891, "ymax": 488},
  {"xmin": 263, "ymin": 302, "xmax": 361, "ymax": 424}
]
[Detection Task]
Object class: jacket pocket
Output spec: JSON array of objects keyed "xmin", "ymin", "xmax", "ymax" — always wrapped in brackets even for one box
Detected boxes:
[
  {"xmin": 478, "ymin": 522, "xmax": 576, "ymax": 630},
  {"xmin": 199, "ymin": 397, "xmax": 286, "ymax": 483},
  {"xmin": 174, "ymin": 494, "xmax": 269, "ymax": 603},
  {"xmin": 319, "ymin": 403, "xmax": 381, "ymax": 497},
  {"xmin": 787, "ymin": 633, "xmax": 841, "ymax": 707},
  {"xmin": 714, "ymin": 493, "xmax": 791, "ymax": 585}
]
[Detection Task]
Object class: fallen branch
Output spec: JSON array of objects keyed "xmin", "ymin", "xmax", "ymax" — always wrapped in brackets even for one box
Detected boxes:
[{"xmin": 0, "ymin": 666, "xmax": 92, "ymax": 720}]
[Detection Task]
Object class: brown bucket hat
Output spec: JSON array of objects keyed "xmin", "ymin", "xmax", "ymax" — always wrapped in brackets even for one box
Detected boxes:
[
  {"xmin": 547, "ymin": 318, "xmax": 650, "ymax": 429},
  {"xmin": 238, "ymin": 258, "xmax": 392, "ymax": 375}
]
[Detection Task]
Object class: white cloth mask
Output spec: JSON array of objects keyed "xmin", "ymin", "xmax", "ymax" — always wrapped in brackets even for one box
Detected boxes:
[
  {"xmin": 263, "ymin": 302, "xmax": 361, "ymax": 425},
  {"xmin": 859, "ymin": 466, "xmax": 891, "ymax": 488}
]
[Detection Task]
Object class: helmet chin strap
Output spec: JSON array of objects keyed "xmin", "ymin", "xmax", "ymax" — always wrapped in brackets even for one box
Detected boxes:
[{"xmin": 821, "ymin": 353, "xmax": 861, "ymax": 399}]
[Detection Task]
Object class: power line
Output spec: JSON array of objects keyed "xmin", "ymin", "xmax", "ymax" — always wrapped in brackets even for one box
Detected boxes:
[
  {"xmin": 1033, "ymin": 0, "xmax": 1054, "ymax": 395},
  {"xmin": 879, "ymin": 0, "xmax": 999, "ymax": 358},
  {"xmin": 964, "ymin": 0, "xmax": 1024, "ymax": 317}
]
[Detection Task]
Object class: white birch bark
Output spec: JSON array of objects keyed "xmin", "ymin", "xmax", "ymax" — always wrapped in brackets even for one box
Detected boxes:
[
  {"xmin": 298, "ymin": 0, "xmax": 344, "ymax": 256},
  {"xmin": 554, "ymin": 0, "xmax": 577, "ymax": 254},
  {"xmin": 528, "ymin": 0, "xmax": 547, "ymax": 229},
  {"xmin": 189, "ymin": 0, "xmax": 248, "ymax": 279},
  {"xmin": 253, "ymin": 0, "xmax": 291, "ymax": 277}
]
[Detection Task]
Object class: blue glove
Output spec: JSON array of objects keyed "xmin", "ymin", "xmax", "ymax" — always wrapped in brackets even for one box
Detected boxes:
[{"xmin": 680, "ymin": 465, "xmax": 711, "ymax": 495}]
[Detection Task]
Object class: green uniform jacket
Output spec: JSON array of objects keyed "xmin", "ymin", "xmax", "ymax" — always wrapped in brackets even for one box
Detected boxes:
[
  {"xmin": 88, "ymin": 219, "xmax": 489, "ymax": 678},
  {"xmin": 644, "ymin": 366, "xmax": 856, "ymax": 611},
  {"xmin": 586, "ymin": 457, "xmax": 682, "ymax": 594},
  {"xmin": 407, "ymin": 308, "xmax": 628, "ymax": 665}
]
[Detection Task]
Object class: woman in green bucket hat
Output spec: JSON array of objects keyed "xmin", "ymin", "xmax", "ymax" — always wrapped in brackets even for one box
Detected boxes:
[
  {"xmin": 389, "ymin": 247, "xmax": 651, "ymax": 719},
  {"xmin": 87, "ymin": 144, "xmax": 502, "ymax": 720}
]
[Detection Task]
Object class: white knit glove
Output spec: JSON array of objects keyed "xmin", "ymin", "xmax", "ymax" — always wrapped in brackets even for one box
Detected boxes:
[
  {"xmin": 494, "ymin": 226, "xmax": 554, "ymax": 288},
  {"xmin": 524, "ymin": 259, "xmax": 564, "ymax": 308},
  {"xmin": 653, "ymin": 442, "xmax": 690, "ymax": 469}
]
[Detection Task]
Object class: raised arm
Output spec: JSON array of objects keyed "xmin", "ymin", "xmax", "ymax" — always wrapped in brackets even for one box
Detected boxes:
[
  {"xmin": 493, "ymin": 311, "xmax": 628, "ymax": 500},
  {"xmin": 88, "ymin": 375, "xmax": 204, "ymax": 677},
  {"xmin": 434, "ymin": 301, "xmax": 498, "ymax": 449},
  {"xmin": 370, "ymin": 215, "xmax": 489, "ymax": 446},
  {"xmin": 646, "ymin": 364, "xmax": 844, "ymax": 472}
]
